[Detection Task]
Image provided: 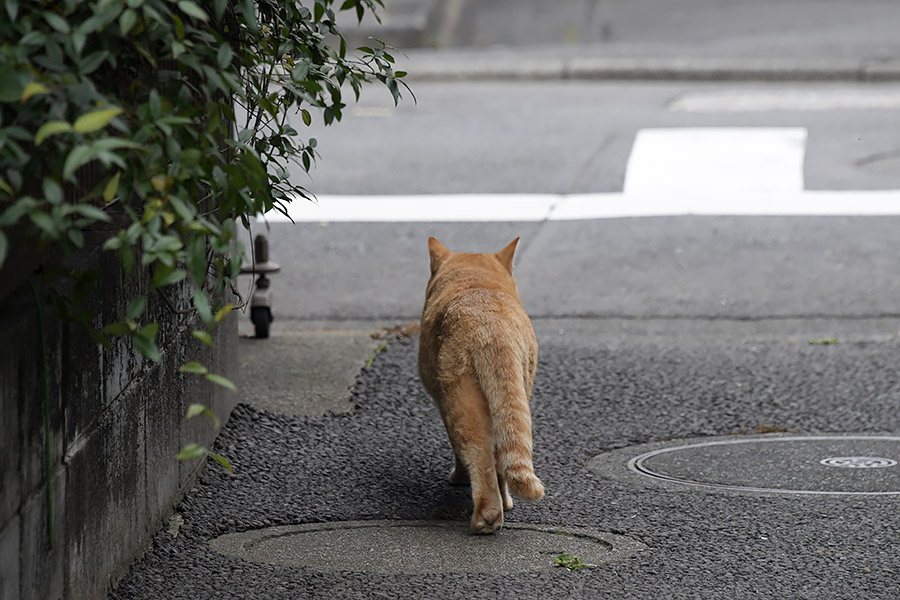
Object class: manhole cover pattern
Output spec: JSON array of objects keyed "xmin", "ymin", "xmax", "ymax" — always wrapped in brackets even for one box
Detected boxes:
[
  {"xmin": 209, "ymin": 520, "xmax": 645, "ymax": 574},
  {"xmin": 589, "ymin": 435, "xmax": 900, "ymax": 496},
  {"xmin": 820, "ymin": 456, "xmax": 898, "ymax": 468}
]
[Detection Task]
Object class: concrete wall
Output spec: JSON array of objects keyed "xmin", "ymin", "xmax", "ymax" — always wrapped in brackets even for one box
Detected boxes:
[{"xmin": 0, "ymin": 245, "xmax": 238, "ymax": 600}]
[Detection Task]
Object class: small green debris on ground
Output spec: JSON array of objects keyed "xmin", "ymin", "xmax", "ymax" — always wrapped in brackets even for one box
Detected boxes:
[
  {"xmin": 809, "ymin": 338, "xmax": 838, "ymax": 345},
  {"xmin": 554, "ymin": 553, "xmax": 591, "ymax": 571},
  {"xmin": 366, "ymin": 343, "xmax": 388, "ymax": 368}
]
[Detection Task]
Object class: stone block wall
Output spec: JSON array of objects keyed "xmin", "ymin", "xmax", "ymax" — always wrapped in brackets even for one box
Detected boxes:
[{"xmin": 0, "ymin": 246, "xmax": 238, "ymax": 600}]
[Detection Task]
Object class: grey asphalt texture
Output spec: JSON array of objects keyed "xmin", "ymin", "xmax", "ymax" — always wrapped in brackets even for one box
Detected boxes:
[{"xmin": 110, "ymin": 319, "xmax": 900, "ymax": 599}]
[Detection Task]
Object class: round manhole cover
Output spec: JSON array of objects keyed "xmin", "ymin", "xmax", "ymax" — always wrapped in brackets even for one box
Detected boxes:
[
  {"xmin": 589, "ymin": 435, "xmax": 900, "ymax": 496},
  {"xmin": 208, "ymin": 520, "xmax": 645, "ymax": 574}
]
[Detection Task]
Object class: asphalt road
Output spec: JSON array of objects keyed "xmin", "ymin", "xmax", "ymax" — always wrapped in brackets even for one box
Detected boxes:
[{"xmin": 240, "ymin": 80, "xmax": 900, "ymax": 323}]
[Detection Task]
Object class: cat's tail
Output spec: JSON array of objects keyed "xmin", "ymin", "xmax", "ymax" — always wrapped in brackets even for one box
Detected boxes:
[{"xmin": 473, "ymin": 352, "xmax": 544, "ymax": 501}]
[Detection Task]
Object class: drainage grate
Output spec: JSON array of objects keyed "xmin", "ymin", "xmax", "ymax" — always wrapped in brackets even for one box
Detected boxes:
[{"xmin": 588, "ymin": 435, "xmax": 900, "ymax": 496}]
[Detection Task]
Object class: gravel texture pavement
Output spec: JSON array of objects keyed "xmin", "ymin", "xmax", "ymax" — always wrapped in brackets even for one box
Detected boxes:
[{"xmin": 110, "ymin": 321, "xmax": 900, "ymax": 599}]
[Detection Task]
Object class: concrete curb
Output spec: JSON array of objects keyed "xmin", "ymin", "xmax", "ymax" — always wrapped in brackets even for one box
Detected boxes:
[{"xmin": 399, "ymin": 52, "xmax": 900, "ymax": 83}]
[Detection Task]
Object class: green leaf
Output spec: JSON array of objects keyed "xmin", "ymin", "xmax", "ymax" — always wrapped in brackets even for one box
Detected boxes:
[
  {"xmin": 0, "ymin": 66, "xmax": 27, "ymax": 103},
  {"xmin": 87, "ymin": 327, "xmax": 110, "ymax": 348},
  {"xmin": 193, "ymin": 289, "xmax": 213, "ymax": 327},
  {"xmin": 150, "ymin": 265, "xmax": 187, "ymax": 290},
  {"xmin": 185, "ymin": 402, "xmax": 207, "ymax": 418},
  {"xmin": 5, "ymin": 0, "xmax": 18, "ymax": 21},
  {"xmin": 180, "ymin": 362, "xmax": 208, "ymax": 375},
  {"xmin": 149, "ymin": 89, "xmax": 162, "ymax": 119},
  {"xmin": 191, "ymin": 329, "xmax": 213, "ymax": 346},
  {"xmin": 119, "ymin": 9, "xmax": 137, "ymax": 35},
  {"xmin": 133, "ymin": 333, "xmax": 161, "ymax": 362},
  {"xmin": 184, "ymin": 403, "xmax": 220, "ymax": 428},
  {"xmin": 103, "ymin": 171, "xmax": 121, "ymax": 202},
  {"xmin": 67, "ymin": 228, "xmax": 84, "ymax": 248},
  {"xmin": 35, "ymin": 120, "xmax": 72, "ymax": 145},
  {"xmin": 69, "ymin": 204, "xmax": 111, "ymax": 222},
  {"xmin": 216, "ymin": 44, "xmax": 232, "ymax": 70},
  {"xmin": 79, "ymin": 50, "xmax": 110, "ymax": 75},
  {"xmin": 187, "ymin": 237, "xmax": 207, "ymax": 284},
  {"xmin": 239, "ymin": 0, "xmax": 257, "ymax": 32},
  {"xmin": 43, "ymin": 11, "xmax": 70, "ymax": 33},
  {"xmin": 177, "ymin": 0, "xmax": 208, "ymax": 21},
  {"xmin": 126, "ymin": 295, "xmax": 146, "ymax": 319},
  {"xmin": 139, "ymin": 322, "xmax": 159, "ymax": 340},
  {"xmin": 42, "ymin": 178, "xmax": 63, "ymax": 205},
  {"xmin": 102, "ymin": 321, "xmax": 132, "ymax": 336},
  {"xmin": 71, "ymin": 30, "xmax": 87, "ymax": 56},
  {"xmin": 213, "ymin": 0, "xmax": 227, "ymax": 20},
  {"xmin": 205, "ymin": 373, "xmax": 237, "ymax": 393},
  {"xmin": 21, "ymin": 81, "xmax": 48, "ymax": 102},
  {"xmin": 176, "ymin": 443, "xmax": 206, "ymax": 461},
  {"xmin": 29, "ymin": 211, "xmax": 58, "ymax": 237},
  {"xmin": 102, "ymin": 236, "xmax": 123, "ymax": 251},
  {"xmin": 62, "ymin": 144, "xmax": 93, "ymax": 179},
  {"xmin": 208, "ymin": 452, "xmax": 233, "ymax": 471},
  {"xmin": 301, "ymin": 109, "xmax": 312, "ymax": 126},
  {"xmin": 214, "ymin": 304, "xmax": 234, "ymax": 323},
  {"xmin": 20, "ymin": 31, "xmax": 46, "ymax": 47},
  {"xmin": 73, "ymin": 107, "xmax": 123, "ymax": 133}
]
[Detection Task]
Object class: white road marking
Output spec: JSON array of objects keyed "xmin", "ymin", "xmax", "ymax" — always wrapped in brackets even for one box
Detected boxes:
[
  {"xmin": 623, "ymin": 128, "xmax": 806, "ymax": 195},
  {"xmin": 264, "ymin": 194, "xmax": 558, "ymax": 222},
  {"xmin": 260, "ymin": 127, "xmax": 900, "ymax": 223},
  {"xmin": 670, "ymin": 88, "xmax": 900, "ymax": 112},
  {"xmin": 549, "ymin": 190, "xmax": 900, "ymax": 220},
  {"xmin": 264, "ymin": 189, "xmax": 900, "ymax": 222}
]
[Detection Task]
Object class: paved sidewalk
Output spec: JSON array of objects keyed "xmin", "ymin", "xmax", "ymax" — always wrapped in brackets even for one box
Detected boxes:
[
  {"xmin": 109, "ymin": 318, "xmax": 900, "ymax": 599},
  {"xmin": 349, "ymin": 0, "xmax": 900, "ymax": 81}
]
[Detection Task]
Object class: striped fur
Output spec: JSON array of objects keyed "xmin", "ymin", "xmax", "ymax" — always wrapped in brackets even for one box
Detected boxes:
[{"xmin": 418, "ymin": 237, "xmax": 543, "ymax": 534}]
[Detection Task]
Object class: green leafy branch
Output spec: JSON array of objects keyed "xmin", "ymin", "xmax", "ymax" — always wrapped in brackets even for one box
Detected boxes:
[{"xmin": 1, "ymin": 0, "xmax": 409, "ymax": 464}]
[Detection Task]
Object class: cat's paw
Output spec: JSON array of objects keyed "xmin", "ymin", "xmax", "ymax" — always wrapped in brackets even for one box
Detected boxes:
[
  {"xmin": 502, "ymin": 491, "xmax": 514, "ymax": 511},
  {"xmin": 470, "ymin": 506, "xmax": 503, "ymax": 534}
]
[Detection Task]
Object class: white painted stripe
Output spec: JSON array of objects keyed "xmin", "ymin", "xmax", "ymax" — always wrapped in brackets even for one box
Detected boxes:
[
  {"xmin": 258, "ymin": 190, "xmax": 900, "ymax": 223},
  {"xmin": 623, "ymin": 128, "xmax": 806, "ymax": 195},
  {"xmin": 670, "ymin": 88, "xmax": 900, "ymax": 113},
  {"xmin": 549, "ymin": 190, "xmax": 900, "ymax": 220},
  {"xmin": 256, "ymin": 128, "xmax": 900, "ymax": 223},
  {"xmin": 264, "ymin": 193, "xmax": 559, "ymax": 223}
]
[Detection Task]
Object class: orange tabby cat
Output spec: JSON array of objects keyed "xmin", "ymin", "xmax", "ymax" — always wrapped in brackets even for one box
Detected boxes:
[{"xmin": 418, "ymin": 237, "xmax": 544, "ymax": 534}]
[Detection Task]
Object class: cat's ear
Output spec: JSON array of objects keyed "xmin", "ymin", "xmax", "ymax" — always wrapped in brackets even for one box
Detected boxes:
[
  {"xmin": 428, "ymin": 237, "xmax": 451, "ymax": 274},
  {"xmin": 495, "ymin": 237, "xmax": 519, "ymax": 274}
]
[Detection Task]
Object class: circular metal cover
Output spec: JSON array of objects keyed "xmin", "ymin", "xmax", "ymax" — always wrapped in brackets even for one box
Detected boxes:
[
  {"xmin": 208, "ymin": 520, "xmax": 645, "ymax": 574},
  {"xmin": 589, "ymin": 434, "xmax": 900, "ymax": 496}
]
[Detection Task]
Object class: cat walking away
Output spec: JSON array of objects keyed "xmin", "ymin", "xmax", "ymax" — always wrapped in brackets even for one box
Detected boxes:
[{"xmin": 418, "ymin": 237, "xmax": 543, "ymax": 534}]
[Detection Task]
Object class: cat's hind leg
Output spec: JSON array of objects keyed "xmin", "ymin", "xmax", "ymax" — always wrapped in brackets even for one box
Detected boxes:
[
  {"xmin": 442, "ymin": 375, "xmax": 504, "ymax": 534},
  {"xmin": 449, "ymin": 454, "xmax": 470, "ymax": 485},
  {"xmin": 498, "ymin": 471, "xmax": 514, "ymax": 511}
]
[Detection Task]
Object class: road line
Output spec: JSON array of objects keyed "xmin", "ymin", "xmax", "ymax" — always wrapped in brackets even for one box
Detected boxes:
[
  {"xmin": 260, "ymin": 190, "xmax": 900, "ymax": 223},
  {"xmin": 263, "ymin": 193, "xmax": 559, "ymax": 223},
  {"xmin": 258, "ymin": 128, "xmax": 900, "ymax": 223},
  {"xmin": 623, "ymin": 128, "xmax": 807, "ymax": 195},
  {"xmin": 670, "ymin": 88, "xmax": 900, "ymax": 112}
]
